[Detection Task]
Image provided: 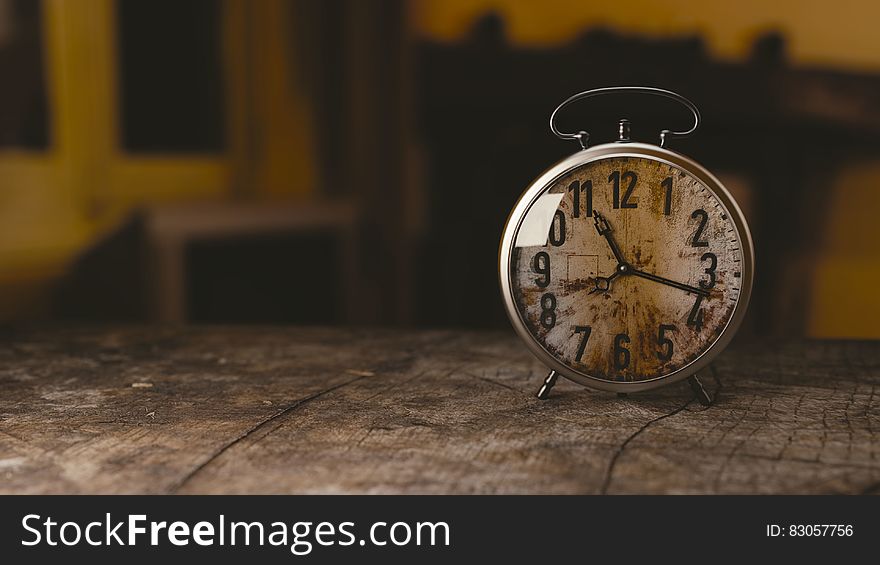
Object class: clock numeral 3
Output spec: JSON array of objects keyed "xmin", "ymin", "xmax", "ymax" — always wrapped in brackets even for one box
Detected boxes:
[
  {"xmin": 690, "ymin": 209, "xmax": 710, "ymax": 247},
  {"xmin": 687, "ymin": 295, "xmax": 705, "ymax": 331},
  {"xmin": 573, "ymin": 325, "xmax": 592, "ymax": 362},
  {"xmin": 533, "ymin": 252, "xmax": 550, "ymax": 288},
  {"xmin": 549, "ymin": 210, "xmax": 566, "ymax": 246},
  {"xmin": 613, "ymin": 333, "xmax": 631, "ymax": 370},
  {"xmin": 609, "ymin": 170, "xmax": 638, "ymax": 209},
  {"xmin": 700, "ymin": 252, "xmax": 717, "ymax": 289},
  {"xmin": 568, "ymin": 179, "xmax": 593, "ymax": 218},
  {"xmin": 540, "ymin": 293, "xmax": 557, "ymax": 329}
]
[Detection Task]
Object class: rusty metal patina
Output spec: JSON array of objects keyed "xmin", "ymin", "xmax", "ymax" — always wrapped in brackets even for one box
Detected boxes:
[{"xmin": 511, "ymin": 156, "xmax": 742, "ymax": 383}]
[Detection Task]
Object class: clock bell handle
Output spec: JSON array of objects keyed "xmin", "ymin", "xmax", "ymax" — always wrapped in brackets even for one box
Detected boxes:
[{"xmin": 549, "ymin": 86, "xmax": 701, "ymax": 149}]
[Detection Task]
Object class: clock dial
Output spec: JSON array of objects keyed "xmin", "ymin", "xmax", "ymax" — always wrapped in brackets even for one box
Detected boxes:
[{"xmin": 510, "ymin": 156, "xmax": 743, "ymax": 383}]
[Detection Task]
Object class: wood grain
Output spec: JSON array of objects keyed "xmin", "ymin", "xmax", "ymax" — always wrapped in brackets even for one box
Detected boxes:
[{"xmin": 0, "ymin": 326, "xmax": 877, "ymax": 494}]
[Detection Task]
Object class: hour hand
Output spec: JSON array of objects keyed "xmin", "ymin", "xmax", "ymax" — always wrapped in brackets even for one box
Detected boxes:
[
  {"xmin": 589, "ymin": 272, "xmax": 619, "ymax": 294},
  {"xmin": 593, "ymin": 211, "xmax": 627, "ymax": 265},
  {"xmin": 593, "ymin": 210, "xmax": 611, "ymax": 236}
]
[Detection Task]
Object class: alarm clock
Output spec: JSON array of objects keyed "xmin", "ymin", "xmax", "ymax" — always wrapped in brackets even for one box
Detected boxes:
[{"xmin": 499, "ymin": 87, "xmax": 754, "ymax": 402}]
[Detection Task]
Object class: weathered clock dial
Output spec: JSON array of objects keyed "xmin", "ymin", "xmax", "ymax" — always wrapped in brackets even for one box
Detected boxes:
[{"xmin": 510, "ymin": 156, "xmax": 743, "ymax": 383}]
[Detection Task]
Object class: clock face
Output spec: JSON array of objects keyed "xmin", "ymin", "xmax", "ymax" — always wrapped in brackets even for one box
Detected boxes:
[{"xmin": 509, "ymin": 155, "xmax": 745, "ymax": 384}]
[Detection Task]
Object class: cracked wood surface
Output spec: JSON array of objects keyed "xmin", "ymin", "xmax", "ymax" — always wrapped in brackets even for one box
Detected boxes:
[{"xmin": 0, "ymin": 326, "xmax": 878, "ymax": 494}]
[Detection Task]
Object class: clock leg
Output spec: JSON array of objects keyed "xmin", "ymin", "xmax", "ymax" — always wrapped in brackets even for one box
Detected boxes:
[
  {"xmin": 536, "ymin": 370, "xmax": 559, "ymax": 400},
  {"xmin": 688, "ymin": 374, "xmax": 713, "ymax": 406}
]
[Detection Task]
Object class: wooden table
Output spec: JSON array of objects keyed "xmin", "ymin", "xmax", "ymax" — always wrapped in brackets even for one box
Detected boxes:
[{"xmin": 0, "ymin": 327, "xmax": 877, "ymax": 494}]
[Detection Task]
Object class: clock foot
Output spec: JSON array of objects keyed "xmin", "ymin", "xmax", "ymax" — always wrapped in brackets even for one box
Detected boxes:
[
  {"xmin": 688, "ymin": 374, "xmax": 713, "ymax": 406},
  {"xmin": 536, "ymin": 370, "xmax": 559, "ymax": 400}
]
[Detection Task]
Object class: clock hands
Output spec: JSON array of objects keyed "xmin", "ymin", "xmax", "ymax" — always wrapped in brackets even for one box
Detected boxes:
[
  {"xmin": 589, "ymin": 211, "xmax": 630, "ymax": 293},
  {"xmin": 593, "ymin": 210, "xmax": 626, "ymax": 265},
  {"xmin": 590, "ymin": 211, "xmax": 630, "ymax": 294},
  {"xmin": 589, "ymin": 211, "xmax": 710, "ymax": 298},
  {"xmin": 589, "ymin": 270, "xmax": 622, "ymax": 294},
  {"xmin": 629, "ymin": 268, "xmax": 710, "ymax": 297},
  {"xmin": 592, "ymin": 265, "xmax": 710, "ymax": 297}
]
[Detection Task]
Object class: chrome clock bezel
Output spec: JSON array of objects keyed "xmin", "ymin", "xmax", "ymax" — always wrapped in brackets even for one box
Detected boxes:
[{"xmin": 498, "ymin": 142, "xmax": 754, "ymax": 393}]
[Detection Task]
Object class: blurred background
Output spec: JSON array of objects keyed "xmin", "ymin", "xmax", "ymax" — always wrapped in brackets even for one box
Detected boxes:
[{"xmin": 0, "ymin": 0, "xmax": 878, "ymax": 337}]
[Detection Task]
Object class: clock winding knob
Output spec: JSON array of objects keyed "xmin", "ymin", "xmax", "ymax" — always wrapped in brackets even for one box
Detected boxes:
[{"xmin": 617, "ymin": 119, "xmax": 631, "ymax": 142}]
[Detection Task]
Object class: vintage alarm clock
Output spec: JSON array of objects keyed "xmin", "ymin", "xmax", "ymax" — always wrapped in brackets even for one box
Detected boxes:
[{"xmin": 499, "ymin": 87, "xmax": 754, "ymax": 402}]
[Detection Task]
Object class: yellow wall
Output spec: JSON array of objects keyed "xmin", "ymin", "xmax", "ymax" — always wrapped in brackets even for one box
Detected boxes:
[
  {"xmin": 3, "ymin": 0, "xmax": 879, "ymax": 334},
  {"xmin": 413, "ymin": 0, "xmax": 880, "ymax": 71},
  {"xmin": 809, "ymin": 160, "xmax": 880, "ymax": 338},
  {"xmin": 0, "ymin": 0, "xmax": 317, "ymax": 319}
]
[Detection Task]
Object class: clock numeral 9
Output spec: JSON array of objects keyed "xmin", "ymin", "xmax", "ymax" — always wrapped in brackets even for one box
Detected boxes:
[
  {"xmin": 690, "ymin": 209, "xmax": 710, "ymax": 247},
  {"xmin": 609, "ymin": 170, "xmax": 638, "ymax": 209},
  {"xmin": 568, "ymin": 179, "xmax": 593, "ymax": 218},
  {"xmin": 700, "ymin": 252, "xmax": 717, "ymax": 289},
  {"xmin": 533, "ymin": 252, "xmax": 550, "ymax": 288},
  {"xmin": 657, "ymin": 324, "xmax": 676, "ymax": 361},
  {"xmin": 613, "ymin": 333, "xmax": 631, "ymax": 370},
  {"xmin": 540, "ymin": 293, "xmax": 556, "ymax": 329},
  {"xmin": 549, "ymin": 210, "xmax": 566, "ymax": 246}
]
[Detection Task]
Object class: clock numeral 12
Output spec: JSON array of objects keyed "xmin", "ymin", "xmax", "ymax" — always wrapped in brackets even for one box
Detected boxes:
[{"xmin": 609, "ymin": 170, "xmax": 638, "ymax": 209}]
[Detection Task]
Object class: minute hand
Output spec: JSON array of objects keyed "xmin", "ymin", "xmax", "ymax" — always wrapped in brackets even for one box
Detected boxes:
[{"xmin": 630, "ymin": 268, "xmax": 710, "ymax": 297}]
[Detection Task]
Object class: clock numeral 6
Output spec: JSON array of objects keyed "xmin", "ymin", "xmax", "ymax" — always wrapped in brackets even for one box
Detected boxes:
[
  {"xmin": 540, "ymin": 293, "xmax": 556, "ymax": 329},
  {"xmin": 532, "ymin": 252, "xmax": 550, "ymax": 288},
  {"xmin": 613, "ymin": 333, "xmax": 631, "ymax": 370},
  {"xmin": 657, "ymin": 324, "xmax": 676, "ymax": 361}
]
